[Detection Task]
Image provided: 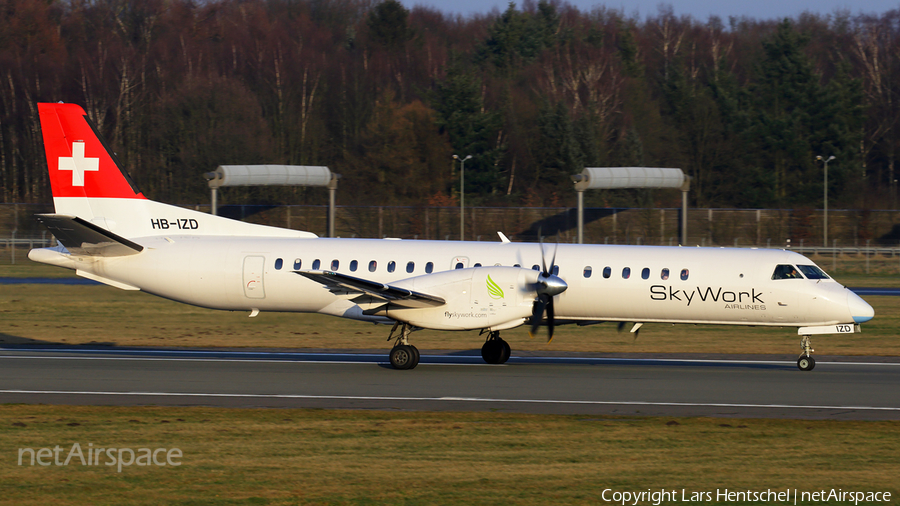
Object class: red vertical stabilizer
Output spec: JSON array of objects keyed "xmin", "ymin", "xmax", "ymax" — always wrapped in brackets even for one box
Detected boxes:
[{"xmin": 38, "ymin": 102, "xmax": 146, "ymax": 200}]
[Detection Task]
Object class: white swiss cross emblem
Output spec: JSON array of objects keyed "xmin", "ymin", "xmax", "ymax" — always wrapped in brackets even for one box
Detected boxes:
[{"xmin": 58, "ymin": 141, "xmax": 99, "ymax": 187}]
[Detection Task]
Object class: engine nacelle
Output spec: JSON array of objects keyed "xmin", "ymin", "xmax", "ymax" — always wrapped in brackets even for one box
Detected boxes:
[{"xmin": 386, "ymin": 266, "xmax": 540, "ymax": 331}]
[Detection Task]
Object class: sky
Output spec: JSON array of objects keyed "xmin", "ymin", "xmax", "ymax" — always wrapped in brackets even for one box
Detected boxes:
[{"xmin": 402, "ymin": 0, "xmax": 900, "ymax": 21}]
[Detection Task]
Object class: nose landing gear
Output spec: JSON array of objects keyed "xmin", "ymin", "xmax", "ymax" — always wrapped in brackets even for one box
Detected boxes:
[{"xmin": 797, "ymin": 335, "xmax": 815, "ymax": 371}]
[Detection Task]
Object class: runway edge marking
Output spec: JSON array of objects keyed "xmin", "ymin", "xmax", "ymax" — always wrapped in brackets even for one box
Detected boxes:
[{"xmin": 1, "ymin": 390, "xmax": 899, "ymax": 412}]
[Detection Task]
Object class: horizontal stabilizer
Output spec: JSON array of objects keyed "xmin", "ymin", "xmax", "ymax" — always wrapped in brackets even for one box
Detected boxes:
[
  {"xmin": 296, "ymin": 270, "xmax": 445, "ymax": 309},
  {"xmin": 36, "ymin": 214, "xmax": 144, "ymax": 257}
]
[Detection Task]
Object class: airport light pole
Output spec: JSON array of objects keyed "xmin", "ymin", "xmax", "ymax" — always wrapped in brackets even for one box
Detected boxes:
[
  {"xmin": 453, "ymin": 154, "xmax": 472, "ymax": 241},
  {"xmin": 817, "ymin": 155, "xmax": 835, "ymax": 248}
]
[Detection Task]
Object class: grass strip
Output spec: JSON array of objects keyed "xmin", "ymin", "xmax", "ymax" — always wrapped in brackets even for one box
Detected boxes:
[{"xmin": 1, "ymin": 405, "xmax": 898, "ymax": 505}]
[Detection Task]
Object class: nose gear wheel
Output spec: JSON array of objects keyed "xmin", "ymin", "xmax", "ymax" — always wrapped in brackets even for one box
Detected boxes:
[{"xmin": 797, "ymin": 335, "xmax": 815, "ymax": 371}]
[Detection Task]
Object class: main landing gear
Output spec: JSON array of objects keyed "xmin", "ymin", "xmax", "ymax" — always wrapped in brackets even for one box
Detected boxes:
[
  {"xmin": 797, "ymin": 335, "xmax": 815, "ymax": 371},
  {"xmin": 481, "ymin": 331, "xmax": 511, "ymax": 365},
  {"xmin": 388, "ymin": 322, "xmax": 420, "ymax": 370},
  {"xmin": 386, "ymin": 325, "xmax": 511, "ymax": 369}
]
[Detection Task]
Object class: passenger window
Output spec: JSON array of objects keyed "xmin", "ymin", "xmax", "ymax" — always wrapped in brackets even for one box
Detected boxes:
[
  {"xmin": 425, "ymin": 262, "xmax": 434, "ymax": 273},
  {"xmin": 661, "ymin": 268, "xmax": 670, "ymax": 280},
  {"xmin": 293, "ymin": 258, "xmax": 302, "ymax": 270},
  {"xmin": 622, "ymin": 267, "xmax": 631, "ymax": 279},
  {"xmin": 455, "ymin": 262, "xmax": 464, "ymax": 269},
  {"xmin": 406, "ymin": 261, "xmax": 415, "ymax": 273},
  {"xmin": 797, "ymin": 265, "xmax": 829, "ymax": 280},
  {"xmin": 552, "ymin": 265, "xmax": 559, "ymax": 275},
  {"xmin": 514, "ymin": 264, "xmax": 521, "ymax": 268},
  {"xmin": 474, "ymin": 263, "xmax": 482, "ymax": 267},
  {"xmin": 368, "ymin": 260, "xmax": 377, "ymax": 272},
  {"xmin": 388, "ymin": 261, "xmax": 396, "ymax": 273},
  {"xmin": 772, "ymin": 264, "xmax": 804, "ymax": 280},
  {"xmin": 350, "ymin": 260, "xmax": 358, "ymax": 272},
  {"xmin": 603, "ymin": 267, "xmax": 611, "ymax": 279},
  {"xmin": 331, "ymin": 260, "xmax": 339, "ymax": 271},
  {"xmin": 680, "ymin": 269, "xmax": 689, "ymax": 281},
  {"xmin": 275, "ymin": 258, "xmax": 283, "ymax": 270},
  {"xmin": 532, "ymin": 265, "xmax": 540, "ymax": 271},
  {"xmin": 583, "ymin": 266, "xmax": 592, "ymax": 278},
  {"xmin": 312, "ymin": 259, "xmax": 321, "ymax": 270},
  {"xmin": 641, "ymin": 267, "xmax": 650, "ymax": 280}
]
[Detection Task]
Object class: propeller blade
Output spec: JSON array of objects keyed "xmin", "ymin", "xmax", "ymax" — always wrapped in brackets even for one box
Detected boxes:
[
  {"xmin": 530, "ymin": 294, "xmax": 550, "ymax": 337},
  {"xmin": 549, "ymin": 238, "xmax": 558, "ymax": 275},
  {"xmin": 546, "ymin": 298, "xmax": 555, "ymax": 343},
  {"xmin": 539, "ymin": 237, "xmax": 548, "ymax": 275}
]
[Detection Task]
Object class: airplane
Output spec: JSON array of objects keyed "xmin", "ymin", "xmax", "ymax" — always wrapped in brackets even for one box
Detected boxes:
[{"xmin": 28, "ymin": 102, "xmax": 875, "ymax": 371}]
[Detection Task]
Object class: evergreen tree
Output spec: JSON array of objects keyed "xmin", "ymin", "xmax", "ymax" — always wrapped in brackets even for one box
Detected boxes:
[
  {"xmin": 477, "ymin": 1, "xmax": 558, "ymax": 72},
  {"xmin": 534, "ymin": 101, "xmax": 583, "ymax": 191},
  {"xmin": 366, "ymin": 0, "xmax": 412, "ymax": 50},
  {"xmin": 747, "ymin": 20, "xmax": 862, "ymax": 207},
  {"xmin": 753, "ymin": 20, "xmax": 820, "ymax": 204},
  {"xmin": 433, "ymin": 63, "xmax": 504, "ymax": 198}
]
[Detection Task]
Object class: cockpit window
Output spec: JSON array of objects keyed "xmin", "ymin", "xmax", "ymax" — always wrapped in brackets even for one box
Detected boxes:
[
  {"xmin": 772, "ymin": 264, "xmax": 804, "ymax": 280},
  {"xmin": 797, "ymin": 265, "xmax": 829, "ymax": 280}
]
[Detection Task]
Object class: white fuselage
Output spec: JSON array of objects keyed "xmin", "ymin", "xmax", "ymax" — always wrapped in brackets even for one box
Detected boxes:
[{"xmin": 54, "ymin": 235, "xmax": 863, "ymax": 330}]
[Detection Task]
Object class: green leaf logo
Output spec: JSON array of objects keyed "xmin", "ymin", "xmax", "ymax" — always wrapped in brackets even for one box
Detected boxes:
[{"xmin": 486, "ymin": 275, "xmax": 504, "ymax": 299}]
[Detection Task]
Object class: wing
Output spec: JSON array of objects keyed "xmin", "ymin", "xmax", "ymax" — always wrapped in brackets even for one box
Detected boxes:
[
  {"xmin": 36, "ymin": 214, "xmax": 144, "ymax": 257},
  {"xmin": 296, "ymin": 270, "xmax": 446, "ymax": 309}
]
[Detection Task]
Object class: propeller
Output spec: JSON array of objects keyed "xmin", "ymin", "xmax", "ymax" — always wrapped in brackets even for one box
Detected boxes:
[{"xmin": 529, "ymin": 236, "xmax": 568, "ymax": 342}]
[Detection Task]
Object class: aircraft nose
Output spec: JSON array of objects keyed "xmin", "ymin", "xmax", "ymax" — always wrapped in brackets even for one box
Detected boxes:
[{"xmin": 848, "ymin": 291, "xmax": 875, "ymax": 323}]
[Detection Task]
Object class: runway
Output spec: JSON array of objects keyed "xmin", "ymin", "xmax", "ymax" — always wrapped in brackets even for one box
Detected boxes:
[{"xmin": 1, "ymin": 347, "xmax": 899, "ymax": 420}]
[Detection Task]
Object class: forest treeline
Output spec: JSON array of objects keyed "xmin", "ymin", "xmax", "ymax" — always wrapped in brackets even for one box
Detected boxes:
[{"xmin": 1, "ymin": 0, "xmax": 899, "ymax": 210}]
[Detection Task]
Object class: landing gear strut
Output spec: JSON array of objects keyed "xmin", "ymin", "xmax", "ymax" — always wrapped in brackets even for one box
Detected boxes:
[
  {"xmin": 481, "ymin": 331, "xmax": 511, "ymax": 365},
  {"xmin": 387, "ymin": 322, "xmax": 419, "ymax": 370},
  {"xmin": 797, "ymin": 335, "xmax": 815, "ymax": 371}
]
